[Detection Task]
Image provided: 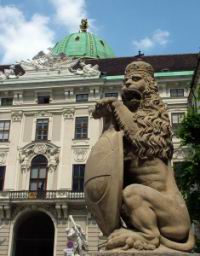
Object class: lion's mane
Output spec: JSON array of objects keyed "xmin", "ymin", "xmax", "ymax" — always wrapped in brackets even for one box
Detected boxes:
[{"xmin": 118, "ymin": 75, "xmax": 173, "ymax": 163}]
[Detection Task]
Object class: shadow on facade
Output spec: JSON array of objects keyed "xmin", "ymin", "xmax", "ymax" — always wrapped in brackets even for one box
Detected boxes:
[{"xmin": 12, "ymin": 210, "xmax": 54, "ymax": 256}]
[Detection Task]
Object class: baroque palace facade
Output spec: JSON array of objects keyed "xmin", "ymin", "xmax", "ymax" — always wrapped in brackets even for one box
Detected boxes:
[{"xmin": 0, "ymin": 21, "xmax": 199, "ymax": 256}]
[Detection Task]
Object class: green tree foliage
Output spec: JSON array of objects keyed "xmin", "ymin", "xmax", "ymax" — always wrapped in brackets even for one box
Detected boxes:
[
  {"xmin": 177, "ymin": 109, "xmax": 200, "ymax": 251},
  {"xmin": 177, "ymin": 109, "xmax": 200, "ymax": 221}
]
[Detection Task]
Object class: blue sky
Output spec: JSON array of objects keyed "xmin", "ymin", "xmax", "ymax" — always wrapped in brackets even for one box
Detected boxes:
[{"xmin": 0, "ymin": 0, "xmax": 200, "ymax": 64}]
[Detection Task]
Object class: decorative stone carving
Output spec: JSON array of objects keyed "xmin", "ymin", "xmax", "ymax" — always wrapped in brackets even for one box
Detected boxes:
[
  {"xmin": 13, "ymin": 91, "xmax": 23, "ymax": 105},
  {"xmin": 63, "ymin": 108, "xmax": 75, "ymax": 119},
  {"xmin": 35, "ymin": 111, "xmax": 52, "ymax": 118},
  {"xmin": 18, "ymin": 50, "xmax": 80, "ymax": 72},
  {"xmin": 85, "ymin": 60, "xmax": 195, "ymax": 252},
  {"xmin": 64, "ymin": 215, "xmax": 88, "ymax": 255},
  {"xmin": 0, "ymin": 152, "xmax": 7, "ymax": 165},
  {"xmin": 64, "ymin": 88, "xmax": 74, "ymax": 99},
  {"xmin": 0, "ymin": 65, "xmax": 19, "ymax": 80},
  {"xmin": 48, "ymin": 147, "xmax": 59, "ymax": 172},
  {"xmin": 18, "ymin": 49, "xmax": 101, "ymax": 78},
  {"xmin": 173, "ymin": 146, "xmax": 190, "ymax": 160},
  {"xmin": 88, "ymin": 106, "xmax": 95, "ymax": 117},
  {"xmin": 71, "ymin": 60, "xmax": 101, "ymax": 77},
  {"xmin": 55, "ymin": 203, "xmax": 68, "ymax": 220},
  {"xmin": 11, "ymin": 111, "xmax": 23, "ymax": 122},
  {"xmin": 73, "ymin": 147, "xmax": 88, "ymax": 162},
  {"xmin": 33, "ymin": 144, "xmax": 47, "ymax": 154},
  {"xmin": 19, "ymin": 142, "xmax": 59, "ymax": 172}
]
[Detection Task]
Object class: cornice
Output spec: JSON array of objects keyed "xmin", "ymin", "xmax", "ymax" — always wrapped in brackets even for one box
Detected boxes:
[{"xmin": 0, "ymin": 77, "xmax": 104, "ymax": 91}]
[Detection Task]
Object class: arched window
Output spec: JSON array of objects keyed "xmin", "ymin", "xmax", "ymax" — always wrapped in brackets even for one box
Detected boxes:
[{"xmin": 29, "ymin": 155, "xmax": 48, "ymax": 192}]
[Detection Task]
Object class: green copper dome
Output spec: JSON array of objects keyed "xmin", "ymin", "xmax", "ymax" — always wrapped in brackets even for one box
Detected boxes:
[
  {"xmin": 52, "ymin": 19, "xmax": 115, "ymax": 59},
  {"xmin": 52, "ymin": 32, "xmax": 115, "ymax": 59}
]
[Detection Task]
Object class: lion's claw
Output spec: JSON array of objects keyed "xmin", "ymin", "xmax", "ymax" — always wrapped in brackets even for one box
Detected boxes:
[{"xmin": 106, "ymin": 228, "xmax": 158, "ymax": 251}]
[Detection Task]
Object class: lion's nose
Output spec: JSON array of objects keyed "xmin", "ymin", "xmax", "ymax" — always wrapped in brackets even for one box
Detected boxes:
[{"xmin": 125, "ymin": 82, "xmax": 131, "ymax": 88}]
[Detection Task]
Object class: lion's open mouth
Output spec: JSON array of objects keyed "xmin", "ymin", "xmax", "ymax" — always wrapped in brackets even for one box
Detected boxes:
[{"xmin": 122, "ymin": 88, "xmax": 142, "ymax": 101}]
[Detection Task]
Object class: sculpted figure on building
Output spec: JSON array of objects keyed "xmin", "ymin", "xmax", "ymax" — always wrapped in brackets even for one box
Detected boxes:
[{"xmin": 84, "ymin": 60, "xmax": 195, "ymax": 251}]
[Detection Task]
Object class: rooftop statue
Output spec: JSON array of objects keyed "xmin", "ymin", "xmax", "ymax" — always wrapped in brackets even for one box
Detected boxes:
[
  {"xmin": 84, "ymin": 60, "xmax": 195, "ymax": 251},
  {"xmin": 80, "ymin": 18, "xmax": 89, "ymax": 32}
]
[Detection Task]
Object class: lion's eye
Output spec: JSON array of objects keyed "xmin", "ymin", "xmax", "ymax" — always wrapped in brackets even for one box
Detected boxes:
[{"xmin": 132, "ymin": 76, "xmax": 141, "ymax": 82}]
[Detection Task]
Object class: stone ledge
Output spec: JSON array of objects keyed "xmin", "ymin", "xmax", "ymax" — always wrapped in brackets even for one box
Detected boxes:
[{"xmin": 88, "ymin": 251, "xmax": 200, "ymax": 256}]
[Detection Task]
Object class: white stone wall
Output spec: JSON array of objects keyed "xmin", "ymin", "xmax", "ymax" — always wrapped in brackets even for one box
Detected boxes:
[{"xmin": 0, "ymin": 69, "xmax": 193, "ymax": 256}]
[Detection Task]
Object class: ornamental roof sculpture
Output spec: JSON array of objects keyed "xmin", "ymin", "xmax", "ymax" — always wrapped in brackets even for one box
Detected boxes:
[
  {"xmin": 17, "ymin": 49, "xmax": 101, "ymax": 77},
  {"xmin": 18, "ymin": 49, "xmax": 79, "ymax": 71},
  {"xmin": 0, "ymin": 64, "xmax": 24, "ymax": 80}
]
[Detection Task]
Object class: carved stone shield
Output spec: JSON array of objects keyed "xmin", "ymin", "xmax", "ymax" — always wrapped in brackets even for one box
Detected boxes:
[{"xmin": 84, "ymin": 128, "xmax": 123, "ymax": 236}]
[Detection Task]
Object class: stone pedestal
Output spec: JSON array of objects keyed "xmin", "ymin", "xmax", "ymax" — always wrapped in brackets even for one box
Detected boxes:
[{"xmin": 88, "ymin": 251, "xmax": 200, "ymax": 256}]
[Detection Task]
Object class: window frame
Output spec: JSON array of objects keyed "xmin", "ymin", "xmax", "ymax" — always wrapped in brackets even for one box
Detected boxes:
[
  {"xmin": 74, "ymin": 116, "xmax": 88, "ymax": 140},
  {"xmin": 37, "ymin": 95, "xmax": 50, "ymax": 104},
  {"xmin": 0, "ymin": 166, "xmax": 5, "ymax": 191},
  {"xmin": 171, "ymin": 112, "xmax": 185, "ymax": 129},
  {"xmin": 0, "ymin": 120, "xmax": 11, "ymax": 142},
  {"xmin": 76, "ymin": 94, "xmax": 89, "ymax": 103},
  {"xmin": 104, "ymin": 92, "xmax": 118, "ymax": 98},
  {"xmin": 170, "ymin": 88, "xmax": 184, "ymax": 98},
  {"xmin": 72, "ymin": 164, "xmax": 85, "ymax": 192},
  {"xmin": 1, "ymin": 97, "xmax": 13, "ymax": 106},
  {"xmin": 29, "ymin": 155, "xmax": 48, "ymax": 192},
  {"xmin": 35, "ymin": 119, "xmax": 49, "ymax": 141}
]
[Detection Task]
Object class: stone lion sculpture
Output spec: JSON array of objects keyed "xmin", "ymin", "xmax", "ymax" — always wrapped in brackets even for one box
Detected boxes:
[{"xmin": 84, "ymin": 60, "xmax": 195, "ymax": 251}]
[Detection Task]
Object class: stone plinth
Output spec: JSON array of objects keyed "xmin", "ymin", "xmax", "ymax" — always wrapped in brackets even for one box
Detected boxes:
[{"xmin": 88, "ymin": 251, "xmax": 200, "ymax": 256}]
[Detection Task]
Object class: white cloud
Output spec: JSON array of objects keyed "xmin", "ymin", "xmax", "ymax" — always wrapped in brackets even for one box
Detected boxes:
[
  {"xmin": 50, "ymin": 0, "xmax": 89, "ymax": 33},
  {"xmin": 0, "ymin": 5, "xmax": 54, "ymax": 64},
  {"xmin": 133, "ymin": 29, "xmax": 170, "ymax": 52}
]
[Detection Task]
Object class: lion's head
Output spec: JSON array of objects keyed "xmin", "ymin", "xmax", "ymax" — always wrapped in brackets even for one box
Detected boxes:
[{"xmin": 121, "ymin": 60, "xmax": 173, "ymax": 163}]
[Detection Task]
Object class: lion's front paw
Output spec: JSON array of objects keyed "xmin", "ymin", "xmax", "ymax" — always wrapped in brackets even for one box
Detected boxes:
[
  {"xmin": 92, "ymin": 97, "xmax": 118, "ymax": 118},
  {"xmin": 106, "ymin": 228, "xmax": 157, "ymax": 251},
  {"xmin": 96, "ymin": 97, "xmax": 118, "ymax": 106}
]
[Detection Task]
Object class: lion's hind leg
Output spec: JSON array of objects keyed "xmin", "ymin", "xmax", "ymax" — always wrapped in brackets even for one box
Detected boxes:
[{"xmin": 121, "ymin": 183, "xmax": 191, "ymax": 249}]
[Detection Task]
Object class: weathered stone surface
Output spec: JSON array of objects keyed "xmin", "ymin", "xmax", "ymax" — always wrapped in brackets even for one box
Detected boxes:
[
  {"xmin": 88, "ymin": 251, "xmax": 200, "ymax": 256},
  {"xmin": 84, "ymin": 60, "xmax": 195, "ymax": 252}
]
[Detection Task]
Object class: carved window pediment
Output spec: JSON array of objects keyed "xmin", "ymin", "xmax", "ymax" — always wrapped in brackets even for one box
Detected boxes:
[{"xmin": 19, "ymin": 142, "xmax": 60, "ymax": 172}]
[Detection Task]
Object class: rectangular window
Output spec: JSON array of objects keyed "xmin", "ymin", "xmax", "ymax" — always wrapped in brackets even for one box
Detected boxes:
[
  {"xmin": 0, "ymin": 166, "xmax": 5, "ymax": 191},
  {"xmin": 170, "ymin": 89, "xmax": 184, "ymax": 97},
  {"xmin": 1, "ymin": 98, "xmax": 13, "ymax": 106},
  {"xmin": 76, "ymin": 94, "xmax": 88, "ymax": 103},
  {"xmin": 105, "ymin": 92, "xmax": 118, "ymax": 98},
  {"xmin": 75, "ymin": 117, "xmax": 88, "ymax": 139},
  {"xmin": 37, "ymin": 95, "xmax": 50, "ymax": 104},
  {"xmin": 171, "ymin": 112, "xmax": 184, "ymax": 129},
  {"xmin": 72, "ymin": 164, "xmax": 85, "ymax": 192},
  {"xmin": 35, "ymin": 119, "xmax": 49, "ymax": 141},
  {"xmin": 29, "ymin": 168, "xmax": 47, "ymax": 191},
  {"xmin": 0, "ymin": 121, "xmax": 10, "ymax": 142}
]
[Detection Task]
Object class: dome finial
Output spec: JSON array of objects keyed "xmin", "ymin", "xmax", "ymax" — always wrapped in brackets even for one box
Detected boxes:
[{"xmin": 80, "ymin": 18, "xmax": 88, "ymax": 32}]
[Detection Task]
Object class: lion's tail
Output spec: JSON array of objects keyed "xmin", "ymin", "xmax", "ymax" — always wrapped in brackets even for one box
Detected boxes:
[{"xmin": 160, "ymin": 229, "xmax": 195, "ymax": 252}]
